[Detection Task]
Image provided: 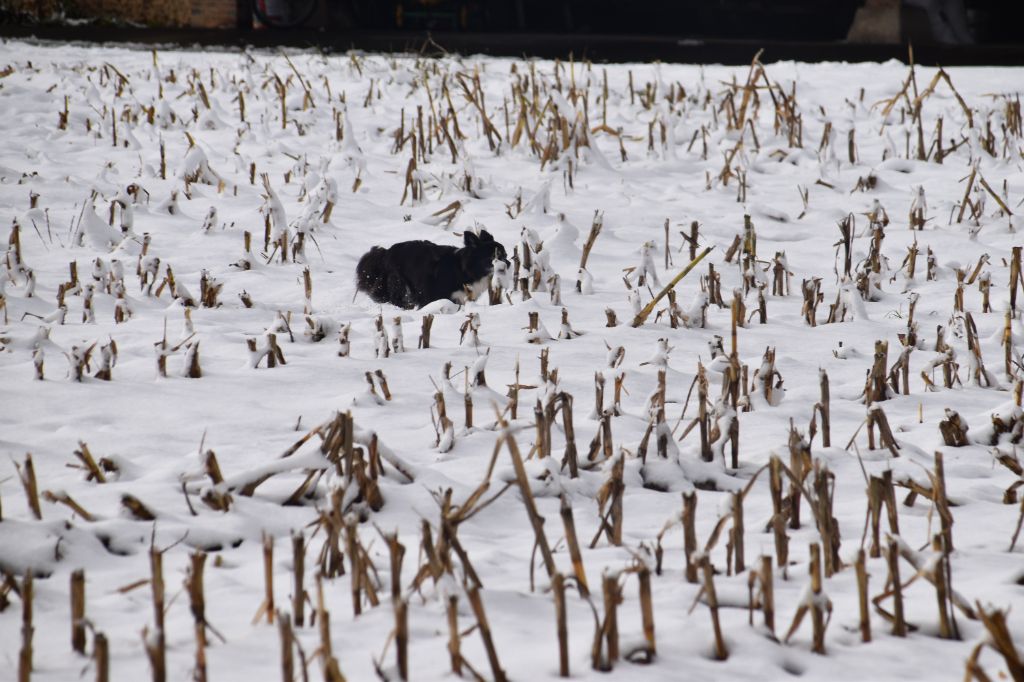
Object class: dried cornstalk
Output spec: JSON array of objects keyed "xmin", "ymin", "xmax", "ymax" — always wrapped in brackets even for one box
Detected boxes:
[
  {"xmin": 121, "ymin": 493, "xmax": 156, "ymax": 520},
  {"xmin": 418, "ymin": 314, "xmax": 433, "ymax": 349},
  {"xmin": 278, "ymin": 610, "xmax": 295, "ymax": 682},
  {"xmin": 71, "ymin": 569, "xmax": 86, "ymax": 654},
  {"xmin": 699, "ymin": 556, "xmax": 728, "ymax": 660},
  {"xmin": 467, "ymin": 586, "xmax": 507, "ymax": 682},
  {"xmin": 635, "ymin": 565, "xmax": 656, "ymax": 662},
  {"xmin": 632, "ymin": 247, "xmax": 713, "ymax": 327},
  {"xmin": 95, "ymin": 632, "xmax": 109, "ymax": 682},
  {"xmin": 590, "ymin": 450, "xmax": 624, "ymax": 547},
  {"xmin": 15, "ymin": 453, "xmax": 42, "ymax": 520},
  {"xmin": 812, "ymin": 462, "xmax": 841, "ymax": 577},
  {"xmin": 560, "ymin": 495, "xmax": 589, "ymax": 596},
  {"xmin": 682, "ymin": 492, "xmax": 698, "ymax": 583},
  {"xmin": 394, "ymin": 598, "xmax": 408, "ymax": 680},
  {"xmin": 291, "ymin": 533, "xmax": 307, "ymax": 627},
  {"xmin": 146, "ymin": 546, "xmax": 167, "ymax": 682},
  {"xmin": 816, "ymin": 370, "xmax": 831, "ymax": 447},
  {"xmin": 972, "ymin": 604, "xmax": 1024, "ymax": 682},
  {"xmin": 730, "ymin": 490, "xmax": 745, "ymax": 574},
  {"xmin": 865, "ymin": 340, "xmax": 890, "ymax": 403},
  {"xmin": 868, "ymin": 471, "xmax": 900, "ymax": 558},
  {"xmin": 746, "ymin": 555, "xmax": 775, "ymax": 636},
  {"xmin": 855, "ymin": 549, "xmax": 871, "ymax": 642},
  {"xmin": 19, "ymin": 571, "xmax": 32, "ymax": 682},
  {"xmin": 553, "ymin": 572, "xmax": 570, "ymax": 677},
  {"xmin": 253, "ymin": 533, "xmax": 275, "ymax": 625},
  {"xmin": 886, "ymin": 538, "xmax": 907, "ymax": 636},
  {"xmin": 186, "ymin": 552, "xmax": 208, "ymax": 682},
  {"xmin": 939, "ymin": 409, "xmax": 970, "ymax": 447},
  {"xmin": 599, "ymin": 572, "xmax": 621, "ymax": 669},
  {"xmin": 783, "ymin": 543, "xmax": 832, "ymax": 654}
]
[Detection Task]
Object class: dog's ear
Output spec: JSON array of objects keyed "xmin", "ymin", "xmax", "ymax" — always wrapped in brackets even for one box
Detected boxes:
[
  {"xmin": 478, "ymin": 229, "xmax": 495, "ymax": 243},
  {"xmin": 463, "ymin": 231, "xmax": 480, "ymax": 247}
]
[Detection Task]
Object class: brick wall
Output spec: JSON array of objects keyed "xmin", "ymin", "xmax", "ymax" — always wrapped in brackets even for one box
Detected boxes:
[
  {"xmin": 5, "ymin": 0, "xmax": 238, "ymax": 29},
  {"xmin": 189, "ymin": 0, "xmax": 238, "ymax": 29}
]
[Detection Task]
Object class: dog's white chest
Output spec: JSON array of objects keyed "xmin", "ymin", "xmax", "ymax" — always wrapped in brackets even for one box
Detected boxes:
[{"xmin": 452, "ymin": 275, "xmax": 491, "ymax": 303}]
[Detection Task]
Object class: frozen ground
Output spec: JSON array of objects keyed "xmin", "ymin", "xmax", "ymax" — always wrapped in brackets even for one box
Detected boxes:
[{"xmin": 0, "ymin": 40, "xmax": 1023, "ymax": 681}]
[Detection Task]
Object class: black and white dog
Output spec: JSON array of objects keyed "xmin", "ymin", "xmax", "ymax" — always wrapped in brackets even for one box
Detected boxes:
[{"xmin": 356, "ymin": 230, "xmax": 509, "ymax": 309}]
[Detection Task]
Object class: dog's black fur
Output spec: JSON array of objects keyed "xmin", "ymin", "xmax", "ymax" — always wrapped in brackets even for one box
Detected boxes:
[{"xmin": 356, "ymin": 230, "xmax": 509, "ymax": 309}]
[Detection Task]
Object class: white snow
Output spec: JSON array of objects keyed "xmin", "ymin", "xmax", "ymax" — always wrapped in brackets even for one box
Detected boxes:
[{"xmin": 0, "ymin": 40, "xmax": 1023, "ymax": 682}]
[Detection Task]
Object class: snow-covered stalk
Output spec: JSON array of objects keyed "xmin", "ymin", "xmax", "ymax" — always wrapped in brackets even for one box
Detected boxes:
[
  {"xmin": 32, "ymin": 345, "xmax": 44, "ymax": 380},
  {"xmin": 69, "ymin": 342, "xmax": 95, "ymax": 382},
  {"xmin": 939, "ymin": 408, "xmax": 969, "ymax": 447},
  {"xmin": 756, "ymin": 346, "xmax": 781, "ymax": 406},
  {"xmin": 802, "ymin": 278, "xmax": 821, "ymax": 326},
  {"xmin": 418, "ymin": 314, "xmax": 433, "ymax": 349},
  {"xmin": 459, "ymin": 312, "xmax": 480, "ymax": 346},
  {"xmin": 94, "ymin": 339, "xmax": 116, "ymax": 381},
  {"xmin": 525, "ymin": 311, "xmax": 552, "ymax": 344},
  {"xmin": 82, "ymin": 284, "xmax": 95, "ymax": 323},
  {"xmin": 337, "ymin": 323, "xmax": 350, "ymax": 357},
  {"xmin": 865, "ymin": 340, "xmax": 890, "ymax": 403},
  {"xmin": 247, "ymin": 334, "xmax": 285, "ymax": 369},
  {"xmin": 434, "ymin": 391, "xmax": 454, "ymax": 452},
  {"xmin": 389, "ymin": 316, "xmax": 405, "ymax": 354},
  {"xmin": 909, "ymin": 185, "xmax": 927, "ymax": 230},
  {"xmin": 626, "ymin": 240, "xmax": 661, "ymax": 289},
  {"xmin": 373, "ymin": 316, "xmax": 389, "ymax": 358},
  {"xmin": 705, "ymin": 262, "xmax": 724, "ymax": 307}
]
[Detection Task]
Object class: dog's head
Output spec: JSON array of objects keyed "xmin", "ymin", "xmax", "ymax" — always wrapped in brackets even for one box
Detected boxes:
[{"xmin": 460, "ymin": 229, "xmax": 509, "ymax": 277}]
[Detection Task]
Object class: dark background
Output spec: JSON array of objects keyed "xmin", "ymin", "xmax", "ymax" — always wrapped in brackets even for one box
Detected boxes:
[
  {"xmin": 325, "ymin": 0, "xmax": 1019, "ymax": 44},
  {"xmin": 2, "ymin": 0, "xmax": 1023, "ymax": 64}
]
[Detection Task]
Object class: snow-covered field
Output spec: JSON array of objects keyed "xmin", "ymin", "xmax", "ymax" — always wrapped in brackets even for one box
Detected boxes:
[{"xmin": 1, "ymin": 39, "xmax": 1023, "ymax": 681}]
